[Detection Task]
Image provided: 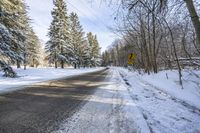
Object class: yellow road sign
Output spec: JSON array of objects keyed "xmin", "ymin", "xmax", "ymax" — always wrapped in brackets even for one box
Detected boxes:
[
  {"xmin": 127, "ymin": 53, "xmax": 136, "ymax": 65},
  {"xmin": 128, "ymin": 53, "xmax": 136, "ymax": 60}
]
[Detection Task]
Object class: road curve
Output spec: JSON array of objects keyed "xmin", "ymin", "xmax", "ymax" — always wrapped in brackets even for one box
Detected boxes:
[{"xmin": 0, "ymin": 69, "xmax": 108, "ymax": 133}]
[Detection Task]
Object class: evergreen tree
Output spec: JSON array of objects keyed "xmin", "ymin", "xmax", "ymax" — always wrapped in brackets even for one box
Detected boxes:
[
  {"xmin": 80, "ymin": 40, "xmax": 91, "ymax": 67},
  {"xmin": 87, "ymin": 32, "xmax": 101, "ymax": 67},
  {"xmin": 87, "ymin": 32, "xmax": 94, "ymax": 67},
  {"xmin": 45, "ymin": 0, "xmax": 70, "ymax": 68},
  {"xmin": 69, "ymin": 12, "xmax": 85, "ymax": 68},
  {"xmin": 0, "ymin": 0, "xmax": 41, "ymax": 76},
  {"xmin": 10, "ymin": 0, "xmax": 29, "ymax": 69},
  {"xmin": 25, "ymin": 27, "xmax": 41, "ymax": 68},
  {"xmin": 0, "ymin": 0, "xmax": 27, "ymax": 77},
  {"xmin": 20, "ymin": 2, "xmax": 41, "ymax": 70},
  {"xmin": 92, "ymin": 35, "xmax": 101, "ymax": 66}
]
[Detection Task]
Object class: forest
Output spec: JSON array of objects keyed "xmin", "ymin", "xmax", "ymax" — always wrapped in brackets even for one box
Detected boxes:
[
  {"xmin": 0, "ymin": 0, "xmax": 101, "ymax": 77},
  {"xmin": 0, "ymin": 0, "xmax": 200, "ymax": 84},
  {"xmin": 102, "ymin": 0, "xmax": 200, "ymax": 85}
]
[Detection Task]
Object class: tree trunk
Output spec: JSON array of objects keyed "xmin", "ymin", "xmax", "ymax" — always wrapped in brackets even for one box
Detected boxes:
[
  {"xmin": 32, "ymin": 59, "xmax": 35, "ymax": 67},
  {"xmin": 24, "ymin": 65, "xmax": 26, "ymax": 70},
  {"xmin": 141, "ymin": 20, "xmax": 151, "ymax": 74},
  {"xmin": 152, "ymin": 11, "xmax": 158, "ymax": 73},
  {"xmin": 61, "ymin": 60, "xmax": 64, "ymax": 69},
  {"xmin": 17, "ymin": 60, "xmax": 21, "ymax": 68},
  {"xmin": 74, "ymin": 63, "xmax": 77, "ymax": 69},
  {"xmin": 164, "ymin": 19, "xmax": 183, "ymax": 86},
  {"xmin": 185, "ymin": 0, "xmax": 200, "ymax": 47},
  {"xmin": 24, "ymin": 53, "xmax": 27, "ymax": 70},
  {"xmin": 55, "ymin": 61, "xmax": 57, "ymax": 69},
  {"xmin": 60, "ymin": 46, "xmax": 64, "ymax": 69},
  {"xmin": 55, "ymin": 50, "xmax": 57, "ymax": 69}
]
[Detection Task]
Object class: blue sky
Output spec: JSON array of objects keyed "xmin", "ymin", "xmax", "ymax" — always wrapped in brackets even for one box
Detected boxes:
[{"xmin": 25, "ymin": 0, "xmax": 118, "ymax": 52}]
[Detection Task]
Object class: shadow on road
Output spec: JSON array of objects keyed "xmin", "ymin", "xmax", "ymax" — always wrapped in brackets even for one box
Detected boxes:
[{"xmin": 0, "ymin": 69, "xmax": 122, "ymax": 133}]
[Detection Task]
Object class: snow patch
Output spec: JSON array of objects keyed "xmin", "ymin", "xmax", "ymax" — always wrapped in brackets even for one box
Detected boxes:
[{"xmin": 116, "ymin": 67, "xmax": 200, "ymax": 133}]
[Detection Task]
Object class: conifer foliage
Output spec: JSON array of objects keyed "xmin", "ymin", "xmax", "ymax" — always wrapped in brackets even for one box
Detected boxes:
[
  {"xmin": 45, "ymin": 0, "xmax": 70, "ymax": 69},
  {"xmin": 0, "ymin": 0, "xmax": 41, "ymax": 77},
  {"xmin": 69, "ymin": 12, "xmax": 85, "ymax": 68},
  {"xmin": 0, "ymin": 0, "xmax": 101, "ymax": 77},
  {"xmin": 45, "ymin": 1, "xmax": 101, "ymax": 69},
  {"xmin": 87, "ymin": 32, "xmax": 101, "ymax": 67}
]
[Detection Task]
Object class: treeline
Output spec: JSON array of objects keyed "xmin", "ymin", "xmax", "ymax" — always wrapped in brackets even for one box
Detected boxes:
[
  {"xmin": 0, "ymin": 0, "xmax": 41, "ymax": 77},
  {"xmin": 0, "ymin": 0, "xmax": 101, "ymax": 77},
  {"xmin": 102, "ymin": 0, "xmax": 200, "ymax": 84},
  {"xmin": 45, "ymin": 0, "xmax": 101, "ymax": 69}
]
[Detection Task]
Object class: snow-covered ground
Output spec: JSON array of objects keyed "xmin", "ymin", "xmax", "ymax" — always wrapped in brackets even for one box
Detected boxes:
[
  {"xmin": 0, "ymin": 67, "xmax": 103, "ymax": 94},
  {"xmin": 55, "ymin": 68, "xmax": 150, "ymax": 133},
  {"xmin": 1, "ymin": 67, "xmax": 199, "ymax": 132},
  {"xmin": 56, "ymin": 67, "xmax": 200, "ymax": 133},
  {"xmin": 117, "ymin": 67, "xmax": 200, "ymax": 133},
  {"xmin": 118, "ymin": 67, "xmax": 200, "ymax": 109}
]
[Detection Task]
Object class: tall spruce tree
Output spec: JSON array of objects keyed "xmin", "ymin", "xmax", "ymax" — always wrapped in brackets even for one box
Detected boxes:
[
  {"xmin": 0, "ymin": 0, "xmax": 42, "ymax": 76},
  {"xmin": 45, "ymin": 0, "xmax": 70, "ymax": 68},
  {"xmin": 9, "ymin": 0, "xmax": 30, "ymax": 69},
  {"xmin": 20, "ymin": 2, "xmax": 41, "ymax": 70},
  {"xmin": 80, "ymin": 40, "xmax": 91, "ymax": 67},
  {"xmin": 92, "ymin": 35, "xmax": 101, "ymax": 66},
  {"xmin": 69, "ymin": 12, "xmax": 85, "ymax": 68},
  {"xmin": 87, "ymin": 32, "xmax": 101, "ymax": 67},
  {"xmin": 0, "ymin": 0, "xmax": 28, "ymax": 77},
  {"xmin": 25, "ymin": 26, "xmax": 41, "ymax": 68},
  {"xmin": 87, "ymin": 32, "xmax": 94, "ymax": 67}
]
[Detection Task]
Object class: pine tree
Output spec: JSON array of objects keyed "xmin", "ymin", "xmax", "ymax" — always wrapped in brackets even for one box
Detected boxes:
[
  {"xmin": 87, "ymin": 32, "xmax": 101, "ymax": 67},
  {"xmin": 25, "ymin": 27, "xmax": 41, "ymax": 68},
  {"xmin": 45, "ymin": 0, "xmax": 71, "ymax": 68},
  {"xmin": 80, "ymin": 40, "xmax": 91, "ymax": 67},
  {"xmin": 92, "ymin": 35, "xmax": 101, "ymax": 66},
  {"xmin": 20, "ymin": 2, "xmax": 41, "ymax": 70},
  {"xmin": 87, "ymin": 32, "xmax": 94, "ymax": 67},
  {"xmin": 69, "ymin": 12, "xmax": 85, "ymax": 68},
  {"xmin": 0, "ymin": 0, "xmax": 41, "ymax": 76},
  {"xmin": 11, "ymin": 0, "xmax": 28, "ymax": 69},
  {"xmin": 0, "ymin": 0, "xmax": 27, "ymax": 77}
]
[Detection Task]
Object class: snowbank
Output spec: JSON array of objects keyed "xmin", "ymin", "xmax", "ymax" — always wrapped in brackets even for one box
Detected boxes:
[
  {"xmin": 116, "ymin": 67, "xmax": 200, "ymax": 132},
  {"xmin": 117, "ymin": 67, "xmax": 200, "ymax": 109},
  {"xmin": 0, "ymin": 67, "xmax": 103, "ymax": 94}
]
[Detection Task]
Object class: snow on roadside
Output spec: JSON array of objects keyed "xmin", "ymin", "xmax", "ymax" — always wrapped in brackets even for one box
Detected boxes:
[
  {"xmin": 116, "ymin": 67, "xmax": 200, "ymax": 133},
  {"xmin": 111, "ymin": 69, "xmax": 151, "ymax": 133},
  {"xmin": 0, "ymin": 67, "xmax": 103, "ymax": 94},
  {"xmin": 55, "ymin": 68, "xmax": 151, "ymax": 133},
  {"xmin": 117, "ymin": 67, "xmax": 200, "ymax": 109}
]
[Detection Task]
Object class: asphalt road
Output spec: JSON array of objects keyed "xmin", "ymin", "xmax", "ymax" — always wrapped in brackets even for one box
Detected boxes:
[{"xmin": 0, "ymin": 69, "xmax": 108, "ymax": 133}]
